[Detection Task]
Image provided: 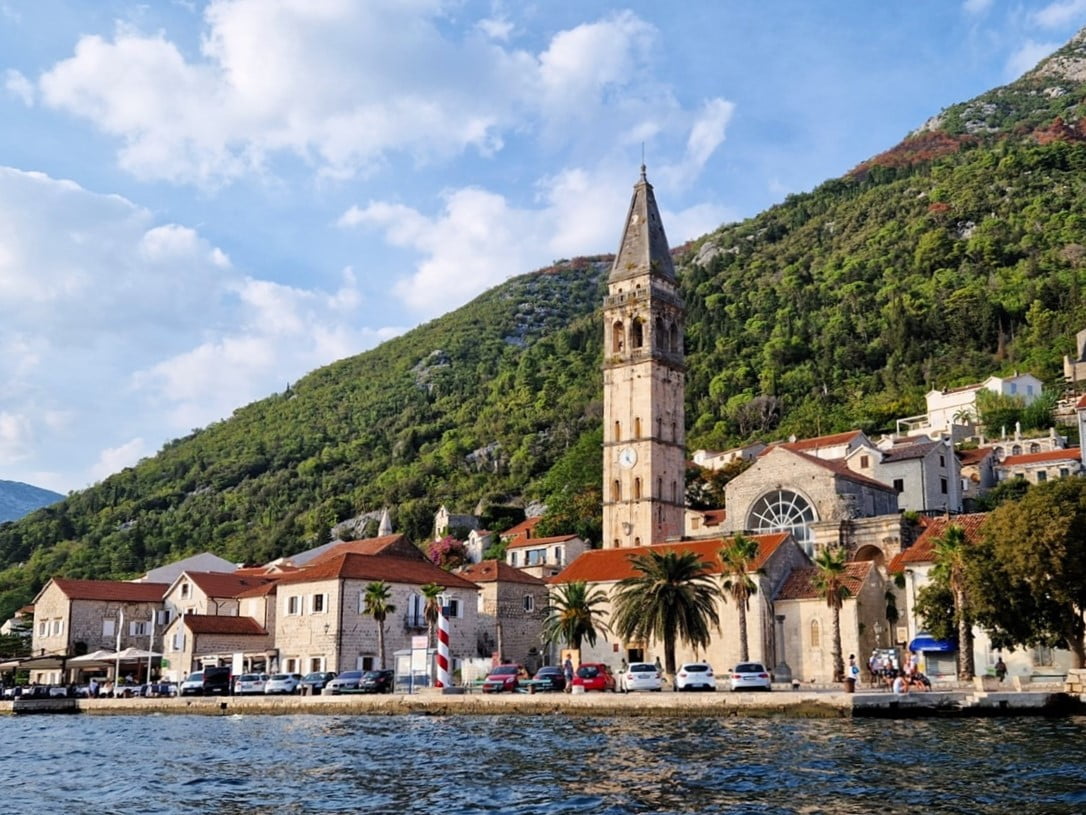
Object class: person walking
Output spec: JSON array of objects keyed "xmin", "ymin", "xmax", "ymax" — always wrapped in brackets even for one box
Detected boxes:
[
  {"xmin": 563, "ymin": 657, "xmax": 574, "ymax": 693},
  {"xmin": 994, "ymin": 656, "xmax": 1008, "ymax": 683}
]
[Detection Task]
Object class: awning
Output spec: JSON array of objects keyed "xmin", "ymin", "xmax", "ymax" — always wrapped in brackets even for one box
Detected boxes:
[{"xmin": 909, "ymin": 635, "xmax": 956, "ymax": 653}]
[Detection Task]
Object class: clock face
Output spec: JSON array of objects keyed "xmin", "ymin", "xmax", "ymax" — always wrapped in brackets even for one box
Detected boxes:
[{"xmin": 618, "ymin": 447, "xmax": 637, "ymax": 469}]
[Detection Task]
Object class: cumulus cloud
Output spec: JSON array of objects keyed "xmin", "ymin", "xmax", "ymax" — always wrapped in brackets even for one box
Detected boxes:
[
  {"xmin": 0, "ymin": 167, "xmax": 394, "ymax": 490},
  {"xmin": 4, "ymin": 69, "xmax": 33, "ymax": 105},
  {"xmin": 1031, "ymin": 0, "xmax": 1086, "ymax": 28}
]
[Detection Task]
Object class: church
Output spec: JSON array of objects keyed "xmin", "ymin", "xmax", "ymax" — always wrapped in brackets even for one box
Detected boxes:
[{"xmin": 551, "ymin": 167, "xmax": 897, "ymax": 683}]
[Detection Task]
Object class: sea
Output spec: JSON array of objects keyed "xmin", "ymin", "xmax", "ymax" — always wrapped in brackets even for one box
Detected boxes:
[{"xmin": 2, "ymin": 713, "xmax": 1085, "ymax": 814}]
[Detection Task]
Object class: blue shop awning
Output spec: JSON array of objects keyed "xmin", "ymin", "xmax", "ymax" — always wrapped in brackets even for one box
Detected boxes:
[{"xmin": 909, "ymin": 635, "xmax": 956, "ymax": 653}]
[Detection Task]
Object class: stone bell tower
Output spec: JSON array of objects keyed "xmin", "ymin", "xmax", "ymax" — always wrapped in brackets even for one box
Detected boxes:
[{"xmin": 602, "ymin": 166, "xmax": 685, "ymax": 549}]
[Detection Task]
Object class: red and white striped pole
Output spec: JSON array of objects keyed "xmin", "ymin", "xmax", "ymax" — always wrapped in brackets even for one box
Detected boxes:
[{"xmin": 436, "ymin": 605, "xmax": 451, "ymax": 689}]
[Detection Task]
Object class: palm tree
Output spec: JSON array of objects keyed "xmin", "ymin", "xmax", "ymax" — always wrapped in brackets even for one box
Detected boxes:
[
  {"xmin": 420, "ymin": 582, "xmax": 444, "ymax": 649},
  {"xmin": 611, "ymin": 550, "xmax": 721, "ymax": 688},
  {"xmin": 933, "ymin": 524, "xmax": 975, "ymax": 680},
  {"xmin": 541, "ymin": 580, "xmax": 610, "ymax": 660},
  {"xmin": 811, "ymin": 546, "xmax": 851, "ymax": 682},
  {"xmin": 363, "ymin": 580, "xmax": 397, "ymax": 669},
  {"xmin": 720, "ymin": 533, "xmax": 761, "ymax": 663}
]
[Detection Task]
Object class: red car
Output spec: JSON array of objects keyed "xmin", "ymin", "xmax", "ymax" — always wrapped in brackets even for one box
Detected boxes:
[
  {"xmin": 571, "ymin": 662, "xmax": 616, "ymax": 692},
  {"xmin": 482, "ymin": 664, "xmax": 526, "ymax": 693}
]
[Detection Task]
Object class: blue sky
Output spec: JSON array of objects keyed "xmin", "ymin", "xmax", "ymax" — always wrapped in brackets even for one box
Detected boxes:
[{"xmin": 1, "ymin": 0, "xmax": 1084, "ymax": 494}]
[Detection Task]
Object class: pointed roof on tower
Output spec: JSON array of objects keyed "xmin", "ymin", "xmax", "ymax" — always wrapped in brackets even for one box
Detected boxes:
[
  {"xmin": 378, "ymin": 507, "xmax": 393, "ymax": 537},
  {"xmin": 609, "ymin": 165, "xmax": 676, "ymax": 284}
]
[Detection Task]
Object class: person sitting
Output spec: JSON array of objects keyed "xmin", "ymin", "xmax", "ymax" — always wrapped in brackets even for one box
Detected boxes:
[
  {"xmin": 908, "ymin": 667, "xmax": 931, "ymax": 691},
  {"xmin": 891, "ymin": 670, "xmax": 908, "ymax": 695}
]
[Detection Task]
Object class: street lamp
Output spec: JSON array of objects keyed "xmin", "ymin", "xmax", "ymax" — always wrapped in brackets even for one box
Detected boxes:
[{"xmin": 874, "ymin": 621, "xmax": 883, "ymax": 648}]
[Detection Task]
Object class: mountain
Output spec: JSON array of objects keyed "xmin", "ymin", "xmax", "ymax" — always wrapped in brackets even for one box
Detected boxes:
[
  {"xmin": 0, "ymin": 481, "xmax": 63, "ymax": 523},
  {"xmin": 3, "ymin": 33, "xmax": 1086, "ymax": 617}
]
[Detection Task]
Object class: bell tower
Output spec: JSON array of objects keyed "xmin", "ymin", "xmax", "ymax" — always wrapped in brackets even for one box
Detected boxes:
[{"xmin": 602, "ymin": 166, "xmax": 685, "ymax": 548}]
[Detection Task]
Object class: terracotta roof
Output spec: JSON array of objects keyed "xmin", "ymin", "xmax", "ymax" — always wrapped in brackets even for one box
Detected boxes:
[
  {"xmin": 47, "ymin": 579, "xmax": 168, "ymax": 603},
  {"xmin": 957, "ymin": 446, "xmax": 994, "ymax": 466},
  {"xmin": 881, "ymin": 440, "xmax": 940, "ymax": 462},
  {"xmin": 182, "ymin": 572, "xmax": 277, "ymax": 598},
  {"xmin": 506, "ymin": 533, "xmax": 580, "ymax": 550},
  {"xmin": 234, "ymin": 563, "xmax": 301, "ymax": 576},
  {"xmin": 1001, "ymin": 449, "xmax": 1081, "ymax": 466},
  {"xmin": 701, "ymin": 509, "xmax": 726, "ymax": 526},
  {"xmin": 1077, "ymin": 393, "xmax": 1086, "ymax": 409},
  {"xmin": 182, "ymin": 614, "xmax": 268, "ymax": 636},
  {"xmin": 549, "ymin": 533, "xmax": 790, "ymax": 584},
  {"xmin": 235, "ymin": 581, "xmax": 280, "ymax": 599},
  {"xmin": 887, "ymin": 513, "xmax": 988, "ymax": 573},
  {"xmin": 276, "ymin": 552, "xmax": 479, "ymax": 590},
  {"xmin": 458, "ymin": 560, "xmax": 545, "ymax": 585},
  {"xmin": 790, "ymin": 449, "xmax": 897, "ymax": 492},
  {"xmin": 774, "ymin": 561, "xmax": 874, "ymax": 601},
  {"xmin": 501, "ymin": 517, "xmax": 544, "ymax": 540},
  {"xmin": 781, "ymin": 430, "xmax": 864, "ymax": 452},
  {"xmin": 306, "ymin": 534, "xmax": 422, "ymax": 566}
]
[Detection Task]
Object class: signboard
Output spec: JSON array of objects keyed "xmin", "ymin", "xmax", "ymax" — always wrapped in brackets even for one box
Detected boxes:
[
  {"xmin": 410, "ymin": 636, "xmax": 428, "ymax": 673},
  {"xmin": 411, "ymin": 635, "xmax": 428, "ymax": 650}
]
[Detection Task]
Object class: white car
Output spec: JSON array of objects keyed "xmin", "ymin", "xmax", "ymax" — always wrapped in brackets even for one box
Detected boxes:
[
  {"xmin": 729, "ymin": 662, "xmax": 772, "ymax": 692},
  {"xmin": 180, "ymin": 671, "xmax": 204, "ymax": 696},
  {"xmin": 234, "ymin": 673, "xmax": 268, "ymax": 695},
  {"xmin": 619, "ymin": 662, "xmax": 663, "ymax": 692},
  {"xmin": 675, "ymin": 662, "xmax": 716, "ymax": 692},
  {"xmin": 264, "ymin": 673, "xmax": 301, "ymax": 694}
]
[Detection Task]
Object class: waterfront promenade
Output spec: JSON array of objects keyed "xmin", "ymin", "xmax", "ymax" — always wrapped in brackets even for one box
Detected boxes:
[{"xmin": 4, "ymin": 683, "xmax": 1079, "ymax": 718}]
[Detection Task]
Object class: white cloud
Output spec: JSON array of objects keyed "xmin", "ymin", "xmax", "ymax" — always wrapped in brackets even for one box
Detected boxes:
[
  {"xmin": 657, "ymin": 98, "xmax": 735, "ymax": 189},
  {"xmin": 962, "ymin": 0, "xmax": 994, "ymax": 15},
  {"xmin": 4, "ymin": 69, "xmax": 34, "ymax": 105},
  {"xmin": 477, "ymin": 17, "xmax": 513, "ymax": 41},
  {"xmin": 0, "ymin": 412, "xmax": 32, "ymax": 461},
  {"xmin": 90, "ymin": 438, "xmax": 147, "ymax": 482},
  {"xmin": 1031, "ymin": 0, "xmax": 1086, "ymax": 28},
  {"xmin": 1007, "ymin": 39, "xmax": 1063, "ymax": 77}
]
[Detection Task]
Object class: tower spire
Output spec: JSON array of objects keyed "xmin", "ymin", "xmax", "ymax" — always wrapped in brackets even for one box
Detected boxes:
[{"xmin": 609, "ymin": 166, "xmax": 675, "ymax": 284}]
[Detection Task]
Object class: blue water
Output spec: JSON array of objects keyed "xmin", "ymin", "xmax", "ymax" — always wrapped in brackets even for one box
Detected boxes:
[{"xmin": 2, "ymin": 714, "xmax": 1085, "ymax": 814}]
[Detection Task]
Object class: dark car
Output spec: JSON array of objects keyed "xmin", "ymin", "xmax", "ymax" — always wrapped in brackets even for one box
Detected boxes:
[
  {"xmin": 532, "ymin": 665, "xmax": 566, "ymax": 691},
  {"xmin": 357, "ymin": 669, "xmax": 395, "ymax": 694},
  {"xmin": 202, "ymin": 666, "xmax": 232, "ymax": 695},
  {"xmin": 299, "ymin": 671, "xmax": 337, "ymax": 695}
]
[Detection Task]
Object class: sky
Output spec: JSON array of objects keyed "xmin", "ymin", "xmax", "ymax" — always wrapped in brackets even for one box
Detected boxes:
[{"xmin": 2, "ymin": 0, "xmax": 1085, "ymax": 495}]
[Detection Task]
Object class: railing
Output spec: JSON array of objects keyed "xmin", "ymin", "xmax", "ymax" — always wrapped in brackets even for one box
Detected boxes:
[{"xmin": 403, "ymin": 614, "xmax": 427, "ymax": 631}]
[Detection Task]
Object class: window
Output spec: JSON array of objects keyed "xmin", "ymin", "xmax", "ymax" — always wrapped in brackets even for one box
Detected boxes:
[
  {"xmin": 1060, "ymin": 468, "xmax": 1070, "ymax": 478},
  {"xmin": 523, "ymin": 595, "xmax": 535, "ymax": 612},
  {"xmin": 631, "ymin": 319, "xmax": 644, "ymax": 349},
  {"xmin": 1029, "ymin": 443, "xmax": 1041, "ymax": 453},
  {"xmin": 526, "ymin": 549, "xmax": 545, "ymax": 566},
  {"xmin": 103, "ymin": 619, "xmax": 116, "ymax": 638},
  {"xmin": 509, "ymin": 551, "xmax": 518, "ymax": 567},
  {"xmin": 940, "ymin": 478, "xmax": 948, "ymax": 494},
  {"xmin": 939, "ymin": 455, "xmax": 945, "ymax": 467},
  {"xmin": 893, "ymin": 478, "xmax": 905, "ymax": 493},
  {"xmin": 284, "ymin": 658, "xmax": 299, "ymax": 673},
  {"xmin": 38, "ymin": 620, "xmax": 47, "ymax": 637},
  {"xmin": 287, "ymin": 595, "xmax": 302, "ymax": 615},
  {"xmin": 809, "ymin": 619, "xmax": 821, "ymax": 649},
  {"xmin": 633, "ymin": 477, "xmax": 642, "ymax": 500},
  {"xmin": 634, "ymin": 417, "xmax": 642, "ymax": 438},
  {"xmin": 1033, "ymin": 645, "xmax": 1054, "ymax": 667},
  {"xmin": 611, "ymin": 321, "xmax": 624, "ymax": 353},
  {"xmin": 311, "ymin": 593, "xmax": 327, "ymax": 614},
  {"xmin": 860, "ymin": 455, "xmax": 869, "ymax": 468},
  {"xmin": 614, "ymin": 420, "xmax": 620, "ymax": 441},
  {"xmin": 440, "ymin": 596, "xmax": 461, "ymax": 618},
  {"xmin": 611, "ymin": 480, "xmax": 621, "ymax": 502},
  {"xmin": 171, "ymin": 632, "xmax": 185, "ymax": 651},
  {"xmin": 1010, "ymin": 382, "xmax": 1018, "ymax": 394},
  {"xmin": 129, "ymin": 620, "xmax": 148, "ymax": 637},
  {"xmin": 1037, "ymin": 471, "xmax": 1047, "ymax": 483},
  {"xmin": 180, "ymin": 582, "xmax": 190, "ymax": 598},
  {"xmin": 52, "ymin": 619, "xmax": 64, "ymax": 636},
  {"xmin": 633, "ymin": 536, "xmax": 642, "ymax": 546},
  {"xmin": 554, "ymin": 546, "xmax": 563, "ymax": 565},
  {"xmin": 309, "ymin": 657, "xmax": 325, "ymax": 672},
  {"xmin": 358, "ymin": 655, "xmax": 375, "ymax": 671},
  {"xmin": 748, "ymin": 489, "xmax": 817, "ymax": 553},
  {"xmin": 1012, "ymin": 445, "xmax": 1022, "ymax": 455}
]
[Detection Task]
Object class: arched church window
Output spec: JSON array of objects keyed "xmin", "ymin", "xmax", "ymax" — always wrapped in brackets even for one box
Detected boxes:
[
  {"xmin": 655, "ymin": 316, "xmax": 665, "ymax": 350},
  {"xmin": 657, "ymin": 477, "xmax": 663, "ymax": 497},
  {"xmin": 634, "ymin": 478, "xmax": 642, "ymax": 500},
  {"xmin": 669, "ymin": 323, "xmax": 679, "ymax": 353},
  {"xmin": 611, "ymin": 480, "xmax": 621, "ymax": 502},
  {"xmin": 1012, "ymin": 445, "xmax": 1022, "ymax": 456},
  {"xmin": 809, "ymin": 619, "xmax": 821, "ymax": 649},
  {"xmin": 671, "ymin": 481, "xmax": 678, "ymax": 503},
  {"xmin": 634, "ymin": 417, "xmax": 642, "ymax": 438},
  {"xmin": 748, "ymin": 489, "xmax": 817, "ymax": 554},
  {"xmin": 1029, "ymin": 442, "xmax": 1040, "ymax": 453},
  {"xmin": 656, "ymin": 417, "xmax": 662, "ymax": 438},
  {"xmin": 612, "ymin": 321, "xmax": 624, "ymax": 353},
  {"xmin": 631, "ymin": 319, "xmax": 644, "ymax": 349},
  {"xmin": 634, "ymin": 536, "xmax": 642, "ymax": 547},
  {"xmin": 670, "ymin": 421, "xmax": 676, "ymax": 441},
  {"xmin": 614, "ymin": 420, "xmax": 621, "ymax": 441}
]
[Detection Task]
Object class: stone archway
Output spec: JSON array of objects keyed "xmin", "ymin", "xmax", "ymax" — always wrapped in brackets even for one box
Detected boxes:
[{"xmin": 852, "ymin": 544, "xmax": 885, "ymax": 570}]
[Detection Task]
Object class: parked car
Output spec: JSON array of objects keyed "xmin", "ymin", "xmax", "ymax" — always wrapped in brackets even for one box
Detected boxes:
[
  {"xmin": 142, "ymin": 680, "xmax": 178, "ymax": 697},
  {"xmin": 729, "ymin": 662, "xmax": 772, "ymax": 692},
  {"xmin": 180, "ymin": 671, "xmax": 205, "ymax": 696},
  {"xmin": 201, "ymin": 666, "xmax": 232, "ymax": 695},
  {"xmin": 532, "ymin": 665, "xmax": 566, "ymax": 691},
  {"xmin": 675, "ymin": 662, "xmax": 716, "ymax": 692},
  {"xmin": 264, "ymin": 673, "xmax": 302, "ymax": 694},
  {"xmin": 357, "ymin": 669, "xmax": 395, "ymax": 693},
  {"xmin": 324, "ymin": 671, "xmax": 365, "ymax": 694},
  {"xmin": 571, "ymin": 663, "xmax": 616, "ymax": 693},
  {"xmin": 482, "ymin": 664, "xmax": 526, "ymax": 693},
  {"xmin": 234, "ymin": 673, "xmax": 269, "ymax": 695},
  {"xmin": 299, "ymin": 671, "xmax": 337, "ymax": 695},
  {"xmin": 619, "ymin": 662, "xmax": 663, "ymax": 692}
]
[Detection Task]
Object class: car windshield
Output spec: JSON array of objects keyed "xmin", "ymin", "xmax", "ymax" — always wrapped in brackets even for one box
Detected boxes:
[
  {"xmin": 362, "ymin": 671, "xmax": 386, "ymax": 679},
  {"xmin": 269, "ymin": 674, "xmax": 290, "ymax": 681},
  {"xmin": 185, "ymin": 672, "xmax": 202, "ymax": 681},
  {"xmin": 303, "ymin": 673, "xmax": 321, "ymax": 680},
  {"xmin": 629, "ymin": 664, "xmax": 655, "ymax": 672},
  {"xmin": 338, "ymin": 672, "xmax": 363, "ymax": 680},
  {"xmin": 735, "ymin": 663, "xmax": 765, "ymax": 673},
  {"xmin": 577, "ymin": 666, "xmax": 599, "ymax": 678},
  {"xmin": 491, "ymin": 666, "xmax": 518, "ymax": 675},
  {"xmin": 238, "ymin": 674, "xmax": 260, "ymax": 681},
  {"xmin": 683, "ymin": 664, "xmax": 709, "ymax": 672}
]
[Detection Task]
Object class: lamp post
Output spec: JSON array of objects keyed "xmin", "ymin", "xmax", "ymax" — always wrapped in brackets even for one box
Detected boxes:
[{"xmin": 874, "ymin": 621, "xmax": 883, "ymax": 648}]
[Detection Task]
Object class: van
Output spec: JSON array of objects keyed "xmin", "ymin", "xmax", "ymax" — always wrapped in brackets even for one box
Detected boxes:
[{"xmin": 201, "ymin": 666, "xmax": 232, "ymax": 695}]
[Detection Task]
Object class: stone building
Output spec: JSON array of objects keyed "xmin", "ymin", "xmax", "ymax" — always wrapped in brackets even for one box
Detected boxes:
[
  {"xmin": 163, "ymin": 614, "xmax": 273, "ymax": 679},
  {"xmin": 458, "ymin": 560, "xmax": 548, "ymax": 669},
  {"xmin": 505, "ymin": 533, "xmax": 589, "ymax": 579},
  {"xmin": 28, "ymin": 578, "xmax": 168, "ymax": 684},
  {"xmin": 270, "ymin": 551, "xmax": 479, "ymax": 676}
]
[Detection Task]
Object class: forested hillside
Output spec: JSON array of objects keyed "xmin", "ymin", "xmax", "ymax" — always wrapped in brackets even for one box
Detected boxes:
[{"xmin": 4, "ymin": 33, "xmax": 1086, "ymax": 618}]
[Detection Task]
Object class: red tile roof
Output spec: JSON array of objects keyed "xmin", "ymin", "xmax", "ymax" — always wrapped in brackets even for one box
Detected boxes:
[
  {"xmin": 774, "ymin": 561, "xmax": 874, "ymax": 601},
  {"xmin": 791, "ymin": 449, "xmax": 896, "ymax": 492},
  {"xmin": 235, "ymin": 581, "xmax": 280, "ymax": 599},
  {"xmin": 887, "ymin": 513, "xmax": 989, "ymax": 573},
  {"xmin": 957, "ymin": 446, "xmax": 994, "ymax": 466},
  {"xmin": 182, "ymin": 614, "xmax": 268, "ymax": 636},
  {"xmin": 234, "ymin": 563, "xmax": 301, "ymax": 576},
  {"xmin": 458, "ymin": 560, "xmax": 545, "ymax": 585},
  {"xmin": 548, "ymin": 533, "xmax": 790, "ymax": 584},
  {"xmin": 506, "ymin": 533, "xmax": 580, "ymax": 550},
  {"xmin": 501, "ymin": 517, "xmax": 544, "ymax": 540},
  {"xmin": 306, "ymin": 534, "xmax": 422, "ymax": 565},
  {"xmin": 183, "ymin": 572, "xmax": 277, "ymax": 598},
  {"xmin": 49, "ymin": 579, "xmax": 168, "ymax": 603},
  {"xmin": 781, "ymin": 430, "xmax": 864, "ymax": 452},
  {"xmin": 1001, "ymin": 449, "xmax": 1081, "ymax": 466},
  {"xmin": 276, "ymin": 552, "xmax": 479, "ymax": 590}
]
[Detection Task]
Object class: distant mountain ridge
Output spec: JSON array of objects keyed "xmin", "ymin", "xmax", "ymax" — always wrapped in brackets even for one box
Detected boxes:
[{"xmin": 0, "ymin": 480, "xmax": 63, "ymax": 523}]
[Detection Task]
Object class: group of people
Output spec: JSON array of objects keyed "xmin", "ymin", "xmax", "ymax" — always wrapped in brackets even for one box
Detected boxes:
[{"xmin": 860, "ymin": 651, "xmax": 932, "ymax": 694}]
